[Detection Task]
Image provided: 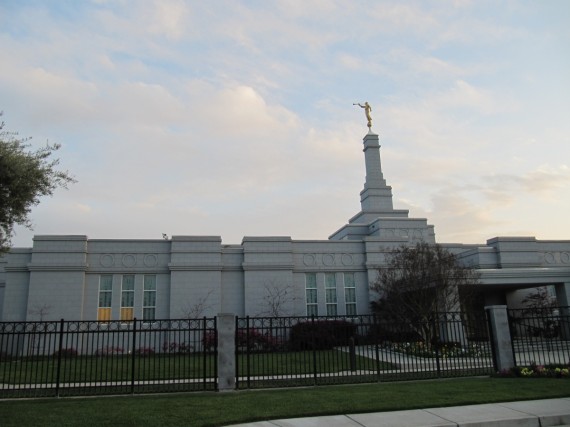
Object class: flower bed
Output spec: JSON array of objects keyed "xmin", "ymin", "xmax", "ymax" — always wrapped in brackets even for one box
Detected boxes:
[
  {"xmin": 389, "ymin": 341, "xmax": 486, "ymax": 358},
  {"xmin": 497, "ymin": 363, "xmax": 570, "ymax": 378}
]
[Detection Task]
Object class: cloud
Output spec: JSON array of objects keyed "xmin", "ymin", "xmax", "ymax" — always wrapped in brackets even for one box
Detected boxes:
[
  {"xmin": 402, "ymin": 164, "xmax": 570, "ymax": 243},
  {"xmin": 430, "ymin": 80, "xmax": 517, "ymax": 115},
  {"xmin": 482, "ymin": 165, "xmax": 570, "ymax": 200},
  {"xmin": 2, "ymin": 0, "xmax": 569, "ymax": 249},
  {"xmin": 147, "ymin": 0, "xmax": 189, "ymax": 40}
]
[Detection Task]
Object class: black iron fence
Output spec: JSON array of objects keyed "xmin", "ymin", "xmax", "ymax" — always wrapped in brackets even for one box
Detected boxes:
[
  {"xmin": 508, "ymin": 306, "xmax": 570, "ymax": 367},
  {"xmin": 235, "ymin": 312, "xmax": 494, "ymax": 389},
  {"xmin": 0, "ymin": 318, "xmax": 217, "ymax": 398},
  {"xmin": 3, "ymin": 309, "xmax": 569, "ymax": 397}
]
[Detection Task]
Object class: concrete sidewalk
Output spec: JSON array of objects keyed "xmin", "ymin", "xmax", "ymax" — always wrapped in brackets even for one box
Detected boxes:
[{"xmin": 226, "ymin": 397, "xmax": 570, "ymax": 427}]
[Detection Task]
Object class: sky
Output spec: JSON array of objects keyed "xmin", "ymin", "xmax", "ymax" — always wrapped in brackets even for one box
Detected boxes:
[{"xmin": 1, "ymin": 0, "xmax": 569, "ymax": 247}]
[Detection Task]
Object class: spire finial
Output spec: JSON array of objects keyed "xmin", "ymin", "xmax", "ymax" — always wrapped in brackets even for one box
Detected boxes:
[{"xmin": 354, "ymin": 102, "xmax": 372, "ymax": 129}]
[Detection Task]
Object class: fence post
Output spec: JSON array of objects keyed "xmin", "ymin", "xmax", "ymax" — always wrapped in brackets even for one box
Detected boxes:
[
  {"xmin": 485, "ymin": 305, "xmax": 514, "ymax": 372},
  {"xmin": 202, "ymin": 316, "xmax": 208, "ymax": 390},
  {"xmin": 55, "ymin": 319, "xmax": 64, "ymax": 397},
  {"xmin": 217, "ymin": 313, "xmax": 236, "ymax": 391},
  {"xmin": 373, "ymin": 315, "xmax": 381, "ymax": 382},
  {"xmin": 349, "ymin": 337, "xmax": 356, "ymax": 372},
  {"xmin": 311, "ymin": 315, "xmax": 317, "ymax": 385},
  {"xmin": 246, "ymin": 316, "xmax": 251, "ymax": 389},
  {"xmin": 555, "ymin": 283, "xmax": 570, "ymax": 340},
  {"xmin": 130, "ymin": 318, "xmax": 137, "ymax": 394},
  {"xmin": 432, "ymin": 314, "xmax": 441, "ymax": 377}
]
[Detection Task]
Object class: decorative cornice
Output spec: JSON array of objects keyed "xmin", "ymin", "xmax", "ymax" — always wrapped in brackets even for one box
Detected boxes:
[
  {"xmin": 27, "ymin": 263, "xmax": 89, "ymax": 272},
  {"xmin": 242, "ymin": 263, "xmax": 294, "ymax": 271},
  {"xmin": 294, "ymin": 266, "xmax": 365, "ymax": 273},
  {"xmin": 242, "ymin": 249, "xmax": 293, "ymax": 254},
  {"xmin": 170, "ymin": 249, "xmax": 222, "ymax": 254},
  {"xmin": 4, "ymin": 266, "xmax": 30, "ymax": 273},
  {"xmin": 168, "ymin": 264, "xmax": 223, "ymax": 271},
  {"xmin": 478, "ymin": 267, "xmax": 570, "ymax": 280},
  {"xmin": 242, "ymin": 237, "xmax": 292, "ymax": 242},
  {"xmin": 221, "ymin": 265, "xmax": 244, "ymax": 272},
  {"xmin": 33, "ymin": 235, "xmax": 87, "ymax": 241},
  {"xmin": 88, "ymin": 268, "xmax": 171, "ymax": 274}
]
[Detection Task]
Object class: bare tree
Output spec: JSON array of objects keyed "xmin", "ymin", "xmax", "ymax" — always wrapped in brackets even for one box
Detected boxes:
[
  {"xmin": 256, "ymin": 279, "xmax": 298, "ymax": 317},
  {"xmin": 27, "ymin": 304, "xmax": 52, "ymax": 355},
  {"xmin": 517, "ymin": 286, "xmax": 559, "ymax": 339},
  {"xmin": 28, "ymin": 303, "xmax": 51, "ymax": 321},
  {"xmin": 178, "ymin": 289, "xmax": 215, "ymax": 319},
  {"xmin": 521, "ymin": 286, "xmax": 557, "ymax": 313},
  {"xmin": 370, "ymin": 243, "xmax": 479, "ymax": 344}
]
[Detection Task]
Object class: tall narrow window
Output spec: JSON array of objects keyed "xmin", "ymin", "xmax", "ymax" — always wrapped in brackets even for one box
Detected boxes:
[
  {"xmin": 344, "ymin": 273, "xmax": 357, "ymax": 316},
  {"xmin": 143, "ymin": 275, "xmax": 156, "ymax": 321},
  {"xmin": 305, "ymin": 273, "xmax": 318, "ymax": 316},
  {"xmin": 121, "ymin": 275, "xmax": 135, "ymax": 322},
  {"xmin": 325, "ymin": 273, "xmax": 337, "ymax": 316},
  {"xmin": 98, "ymin": 275, "xmax": 113, "ymax": 321}
]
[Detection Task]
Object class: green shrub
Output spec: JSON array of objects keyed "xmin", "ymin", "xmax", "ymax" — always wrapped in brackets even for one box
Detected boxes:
[
  {"xmin": 53, "ymin": 347, "xmax": 78, "ymax": 358},
  {"xmin": 289, "ymin": 320, "xmax": 357, "ymax": 350}
]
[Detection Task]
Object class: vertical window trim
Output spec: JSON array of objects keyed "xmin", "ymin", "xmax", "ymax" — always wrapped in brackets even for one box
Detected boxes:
[
  {"xmin": 325, "ymin": 273, "xmax": 338, "ymax": 316},
  {"xmin": 344, "ymin": 272, "xmax": 357, "ymax": 316},
  {"xmin": 121, "ymin": 275, "xmax": 135, "ymax": 322},
  {"xmin": 98, "ymin": 275, "xmax": 113, "ymax": 322},
  {"xmin": 143, "ymin": 275, "xmax": 157, "ymax": 322},
  {"xmin": 305, "ymin": 273, "xmax": 318, "ymax": 317}
]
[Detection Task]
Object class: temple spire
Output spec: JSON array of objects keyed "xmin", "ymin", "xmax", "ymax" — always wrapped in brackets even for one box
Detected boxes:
[
  {"xmin": 329, "ymin": 109, "xmax": 435, "ymax": 242},
  {"xmin": 360, "ymin": 132, "xmax": 394, "ymax": 212}
]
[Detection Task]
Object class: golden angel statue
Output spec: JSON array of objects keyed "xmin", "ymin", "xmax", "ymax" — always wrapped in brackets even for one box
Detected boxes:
[{"xmin": 354, "ymin": 102, "xmax": 372, "ymax": 128}]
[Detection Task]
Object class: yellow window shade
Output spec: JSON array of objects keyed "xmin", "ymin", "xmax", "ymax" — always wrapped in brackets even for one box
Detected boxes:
[
  {"xmin": 98, "ymin": 308, "xmax": 111, "ymax": 322},
  {"xmin": 121, "ymin": 308, "xmax": 134, "ymax": 321}
]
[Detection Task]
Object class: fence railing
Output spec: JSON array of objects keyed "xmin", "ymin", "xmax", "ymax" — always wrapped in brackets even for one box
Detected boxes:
[
  {"xmin": 508, "ymin": 306, "xmax": 570, "ymax": 367},
  {"xmin": 3, "ymin": 308, "xmax": 569, "ymax": 397},
  {"xmin": 235, "ymin": 312, "xmax": 494, "ymax": 389},
  {"xmin": 0, "ymin": 318, "xmax": 217, "ymax": 398}
]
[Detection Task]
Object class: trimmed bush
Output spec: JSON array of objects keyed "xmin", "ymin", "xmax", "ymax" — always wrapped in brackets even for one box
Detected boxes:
[
  {"xmin": 236, "ymin": 328, "xmax": 284, "ymax": 352},
  {"xmin": 53, "ymin": 347, "xmax": 78, "ymax": 358},
  {"xmin": 95, "ymin": 346, "xmax": 124, "ymax": 356},
  {"xmin": 161, "ymin": 342, "xmax": 194, "ymax": 354},
  {"xmin": 203, "ymin": 329, "xmax": 285, "ymax": 352},
  {"xmin": 0, "ymin": 351, "xmax": 14, "ymax": 362},
  {"xmin": 135, "ymin": 347, "xmax": 155, "ymax": 357},
  {"xmin": 289, "ymin": 320, "xmax": 357, "ymax": 351},
  {"xmin": 202, "ymin": 331, "xmax": 217, "ymax": 351}
]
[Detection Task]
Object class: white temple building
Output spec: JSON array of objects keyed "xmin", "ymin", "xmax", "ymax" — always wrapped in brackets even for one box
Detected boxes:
[{"xmin": 1, "ymin": 131, "xmax": 569, "ymax": 322}]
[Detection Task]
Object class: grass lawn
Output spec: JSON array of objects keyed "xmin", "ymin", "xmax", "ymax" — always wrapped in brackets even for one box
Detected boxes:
[
  {"xmin": 0, "ymin": 350, "xmax": 394, "ymax": 384},
  {"xmin": 0, "ymin": 377, "xmax": 569, "ymax": 427}
]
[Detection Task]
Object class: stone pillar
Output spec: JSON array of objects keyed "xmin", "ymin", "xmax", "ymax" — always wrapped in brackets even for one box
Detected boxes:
[
  {"xmin": 362, "ymin": 132, "xmax": 385, "ymax": 189},
  {"xmin": 485, "ymin": 305, "xmax": 514, "ymax": 372},
  {"xmin": 217, "ymin": 313, "xmax": 236, "ymax": 391},
  {"xmin": 555, "ymin": 283, "xmax": 570, "ymax": 340},
  {"xmin": 360, "ymin": 132, "xmax": 395, "ymax": 212}
]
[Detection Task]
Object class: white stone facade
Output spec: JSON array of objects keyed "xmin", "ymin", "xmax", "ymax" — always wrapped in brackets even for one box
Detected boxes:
[{"xmin": 1, "ymin": 132, "xmax": 569, "ymax": 321}]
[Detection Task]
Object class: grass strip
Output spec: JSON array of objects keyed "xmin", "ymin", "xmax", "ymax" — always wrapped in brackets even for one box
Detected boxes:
[
  {"xmin": 1, "ymin": 377, "xmax": 569, "ymax": 427},
  {"xmin": 0, "ymin": 350, "xmax": 396, "ymax": 383}
]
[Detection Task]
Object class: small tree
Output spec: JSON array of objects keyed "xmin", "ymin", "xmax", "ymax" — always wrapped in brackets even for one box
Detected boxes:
[
  {"xmin": 178, "ymin": 289, "xmax": 215, "ymax": 319},
  {"xmin": 28, "ymin": 303, "xmax": 52, "ymax": 321},
  {"xmin": 370, "ymin": 242, "xmax": 479, "ymax": 344},
  {"xmin": 0, "ymin": 115, "xmax": 75, "ymax": 253},
  {"xmin": 26, "ymin": 304, "xmax": 52, "ymax": 355},
  {"xmin": 518, "ymin": 286, "xmax": 558, "ymax": 339},
  {"xmin": 256, "ymin": 279, "xmax": 298, "ymax": 317},
  {"xmin": 521, "ymin": 287, "xmax": 557, "ymax": 314}
]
